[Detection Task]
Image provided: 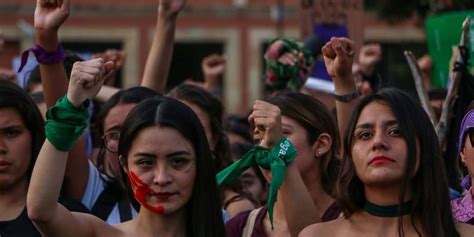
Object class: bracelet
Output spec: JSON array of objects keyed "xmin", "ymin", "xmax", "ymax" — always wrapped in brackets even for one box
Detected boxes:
[
  {"xmin": 17, "ymin": 44, "xmax": 66, "ymax": 73},
  {"xmin": 334, "ymin": 90, "xmax": 359, "ymax": 102},
  {"xmin": 45, "ymin": 96, "xmax": 89, "ymax": 151}
]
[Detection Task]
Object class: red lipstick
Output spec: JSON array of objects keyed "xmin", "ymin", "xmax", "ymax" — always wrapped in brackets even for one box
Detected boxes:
[{"xmin": 369, "ymin": 156, "xmax": 395, "ymax": 165}]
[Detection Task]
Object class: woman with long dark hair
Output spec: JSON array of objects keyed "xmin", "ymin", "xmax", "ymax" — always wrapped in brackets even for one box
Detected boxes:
[
  {"xmin": 27, "ymin": 59, "xmax": 226, "ymax": 236},
  {"xmin": 0, "ymin": 80, "xmax": 88, "ymax": 236}
]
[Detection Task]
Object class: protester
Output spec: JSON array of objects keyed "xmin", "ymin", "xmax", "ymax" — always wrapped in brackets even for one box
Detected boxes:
[
  {"xmin": 28, "ymin": 0, "xmax": 185, "ymax": 224},
  {"xmin": 27, "ymin": 58, "xmax": 226, "ymax": 237},
  {"xmin": 169, "ymin": 84, "xmax": 257, "ymax": 218},
  {"xmin": 0, "ymin": 80, "xmax": 88, "ymax": 237},
  {"xmin": 224, "ymin": 91, "xmax": 342, "ymax": 237},
  {"xmin": 299, "ymin": 37, "xmax": 474, "ymax": 237},
  {"xmin": 452, "ymin": 105, "xmax": 474, "ymax": 224}
]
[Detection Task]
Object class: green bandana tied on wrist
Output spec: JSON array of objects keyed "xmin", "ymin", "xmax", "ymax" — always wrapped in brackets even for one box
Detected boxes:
[
  {"xmin": 264, "ymin": 38, "xmax": 314, "ymax": 91},
  {"xmin": 45, "ymin": 96, "xmax": 89, "ymax": 151},
  {"xmin": 217, "ymin": 137, "xmax": 297, "ymax": 228}
]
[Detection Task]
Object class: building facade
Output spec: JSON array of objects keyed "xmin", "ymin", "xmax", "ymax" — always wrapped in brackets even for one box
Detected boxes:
[{"xmin": 0, "ymin": 0, "xmax": 424, "ymax": 113}]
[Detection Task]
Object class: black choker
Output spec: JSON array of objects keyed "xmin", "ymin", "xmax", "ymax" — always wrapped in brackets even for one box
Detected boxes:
[{"xmin": 363, "ymin": 201, "xmax": 412, "ymax": 217}]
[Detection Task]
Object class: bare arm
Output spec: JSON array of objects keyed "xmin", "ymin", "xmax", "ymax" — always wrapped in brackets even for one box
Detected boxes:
[
  {"xmin": 34, "ymin": 0, "xmax": 90, "ymax": 201},
  {"xmin": 95, "ymin": 85, "xmax": 120, "ymax": 103},
  {"xmin": 27, "ymin": 58, "xmax": 114, "ymax": 237},
  {"xmin": 280, "ymin": 164, "xmax": 320, "ymax": 236},
  {"xmin": 322, "ymin": 37, "xmax": 358, "ymax": 148},
  {"xmin": 250, "ymin": 100, "xmax": 319, "ymax": 236},
  {"xmin": 141, "ymin": 0, "xmax": 186, "ymax": 92},
  {"xmin": 34, "ymin": 0, "xmax": 69, "ymax": 106}
]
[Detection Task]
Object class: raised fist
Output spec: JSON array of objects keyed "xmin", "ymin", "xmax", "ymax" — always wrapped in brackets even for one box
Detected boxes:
[
  {"xmin": 67, "ymin": 58, "xmax": 114, "ymax": 107},
  {"xmin": 321, "ymin": 37, "xmax": 355, "ymax": 80}
]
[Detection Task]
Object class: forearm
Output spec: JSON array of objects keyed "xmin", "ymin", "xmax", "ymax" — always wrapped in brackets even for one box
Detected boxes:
[
  {"xmin": 27, "ymin": 140, "xmax": 68, "ymax": 222},
  {"xmin": 141, "ymin": 13, "xmax": 178, "ymax": 92},
  {"xmin": 63, "ymin": 137, "xmax": 89, "ymax": 200},
  {"xmin": 333, "ymin": 75, "xmax": 358, "ymax": 149},
  {"xmin": 35, "ymin": 30, "xmax": 68, "ymax": 107},
  {"xmin": 95, "ymin": 85, "xmax": 120, "ymax": 103},
  {"xmin": 280, "ymin": 165, "xmax": 320, "ymax": 236}
]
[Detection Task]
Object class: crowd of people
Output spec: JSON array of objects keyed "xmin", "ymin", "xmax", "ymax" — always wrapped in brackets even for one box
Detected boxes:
[{"xmin": 1, "ymin": 0, "xmax": 474, "ymax": 236}]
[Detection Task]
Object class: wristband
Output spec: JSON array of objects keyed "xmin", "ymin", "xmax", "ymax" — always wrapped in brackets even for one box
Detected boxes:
[
  {"xmin": 217, "ymin": 137, "xmax": 297, "ymax": 228},
  {"xmin": 45, "ymin": 96, "xmax": 89, "ymax": 151},
  {"xmin": 18, "ymin": 44, "xmax": 66, "ymax": 73},
  {"xmin": 334, "ymin": 90, "xmax": 359, "ymax": 103}
]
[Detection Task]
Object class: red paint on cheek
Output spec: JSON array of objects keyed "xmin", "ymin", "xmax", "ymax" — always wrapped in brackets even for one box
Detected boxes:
[{"xmin": 128, "ymin": 171, "xmax": 165, "ymax": 214}]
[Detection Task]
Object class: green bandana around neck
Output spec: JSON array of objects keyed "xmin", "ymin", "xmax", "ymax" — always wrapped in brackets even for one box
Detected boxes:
[
  {"xmin": 45, "ymin": 96, "xmax": 89, "ymax": 151},
  {"xmin": 217, "ymin": 137, "xmax": 297, "ymax": 228}
]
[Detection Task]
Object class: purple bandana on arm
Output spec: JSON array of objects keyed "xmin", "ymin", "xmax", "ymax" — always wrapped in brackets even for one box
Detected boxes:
[{"xmin": 17, "ymin": 44, "xmax": 65, "ymax": 73}]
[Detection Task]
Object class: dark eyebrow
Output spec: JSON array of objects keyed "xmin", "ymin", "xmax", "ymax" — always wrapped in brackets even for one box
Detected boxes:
[
  {"xmin": 385, "ymin": 120, "xmax": 399, "ymax": 127},
  {"xmin": 133, "ymin": 152, "xmax": 156, "ymax": 158},
  {"xmin": 355, "ymin": 119, "xmax": 399, "ymax": 130},
  {"xmin": 133, "ymin": 151, "xmax": 192, "ymax": 158},
  {"xmin": 0, "ymin": 125, "xmax": 25, "ymax": 131},
  {"xmin": 355, "ymin": 123, "xmax": 373, "ymax": 130},
  {"xmin": 105, "ymin": 126, "xmax": 121, "ymax": 133},
  {"xmin": 240, "ymin": 173, "xmax": 254, "ymax": 179},
  {"xmin": 167, "ymin": 151, "xmax": 192, "ymax": 158}
]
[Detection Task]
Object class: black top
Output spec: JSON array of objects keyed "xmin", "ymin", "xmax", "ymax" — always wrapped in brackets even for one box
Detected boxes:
[{"xmin": 0, "ymin": 197, "xmax": 89, "ymax": 237}]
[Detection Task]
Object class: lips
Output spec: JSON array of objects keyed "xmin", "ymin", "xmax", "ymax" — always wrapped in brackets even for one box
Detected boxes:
[
  {"xmin": 0, "ymin": 161, "xmax": 11, "ymax": 172},
  {"xmin": 151, "ymin": 192, "xmax": 176, "ymax": 201},
  {"xmin": 369, "ymin": 156, "xmax": 395, "ymax": 165}
]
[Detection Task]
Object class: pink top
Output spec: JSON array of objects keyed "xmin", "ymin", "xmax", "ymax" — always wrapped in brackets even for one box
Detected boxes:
[{"xmin": 451, "ymin": 189, "xmax": 474, "ymax": 223}]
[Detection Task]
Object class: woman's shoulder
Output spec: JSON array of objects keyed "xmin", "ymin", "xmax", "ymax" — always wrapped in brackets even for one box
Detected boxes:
[
  {"xmin": 71, "ymin": 211, "xmax": 124, "ymax": 237},
  {"xmin": 226, "ymin": 197, "xmax": 256, "ymax": 218},
  {"xmin": 299, "ymin": 218, "xmax": 347, "ymax": 237},
  {"xmin": 456, "ymin": 223, "xmax": 474, "ymax": 237}
]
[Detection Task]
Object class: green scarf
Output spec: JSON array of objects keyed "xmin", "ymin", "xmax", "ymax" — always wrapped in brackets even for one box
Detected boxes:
[
  {"xmin": 45, "ymin": 96, "xmax": 89, "ymax": 151},
  {"xmin": 217, "ymin": 137, "xmax": 297, "ymax": 228}
]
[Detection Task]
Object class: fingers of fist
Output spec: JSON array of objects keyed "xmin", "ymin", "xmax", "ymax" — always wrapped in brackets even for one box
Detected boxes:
[
  {"xmin": 249, "ymin": 101, "xmax": 281, "ymax": 130},
  {"xmin": 322, "ymin": 37, "xmax": 355, "ymax": 59},
  {"xmin": 71, "ymin": 59, "xmax": 106, "ymax": 88},
  {"xmin": 39, "ymin": 0, "xmax": 63, "ymax": 8}
]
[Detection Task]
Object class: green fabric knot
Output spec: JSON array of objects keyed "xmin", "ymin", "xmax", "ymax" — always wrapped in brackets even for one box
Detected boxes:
[
  {"xmin": 264, "ymin": 38, "xmax": 314, "ymax": 91},
  {"xmin": 217, "ymin": 137, "xmax": 297, "ymax": 228},
  {"xmin": 45, "ymin": 96, "xmax": 89, "ymax": 151}
]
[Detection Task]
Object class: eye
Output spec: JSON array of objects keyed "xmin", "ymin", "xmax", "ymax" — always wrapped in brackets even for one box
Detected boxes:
[
  {"xmin": 282, "ymin": 129, "xmax": 291, "ymax": 135},
  {"xmin": 137, "ymin": 159, "xmax": 154, "ymax": 168},
  {"xmin": 169, "ymin": 157, "xmax": 191, "ymax": 169},
  {"xmin": 241, "ymin": 178, "xmax": 255, "ymax": 187},
  {"xmin": 388, "ymin": 127, "xmax": 401, "ymax": 137},
  {"xmin": 3, "ymin": 128, "xmax": 21, "ymax": 138},
  {"xmin": 357, "ymin": 130, "xmax": 372, "ymax": 140},
  {"xmin": 110, "ymin": 132, "xmax": 120, "ymax": 140},
  {"xmin": 105, "ymin": 131, "xmax": 120, "ymax": 141}
]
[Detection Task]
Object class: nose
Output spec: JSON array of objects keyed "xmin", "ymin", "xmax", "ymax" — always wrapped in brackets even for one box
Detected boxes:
[
  {"xmin": 371, "ymin": 131, "xmax": 388, "ymax": 151},
  {"xmin": 153, "ymin": 165, "xmax": 172, "ymax": 186},
  {"xmin": 0, "ymin": 137, "xmax": 7, "ymax": 155}
]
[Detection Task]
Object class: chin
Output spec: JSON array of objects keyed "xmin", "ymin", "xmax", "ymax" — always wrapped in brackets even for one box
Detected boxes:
[{"xmin": 363, "ymin": 174, "xmax": 403, "ymax": 186}]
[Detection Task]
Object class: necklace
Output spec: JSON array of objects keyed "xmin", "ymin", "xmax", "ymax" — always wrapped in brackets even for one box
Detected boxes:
[{"xmin": 363, "ymin": 200, "xmax": 412, "ymax": 217}]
